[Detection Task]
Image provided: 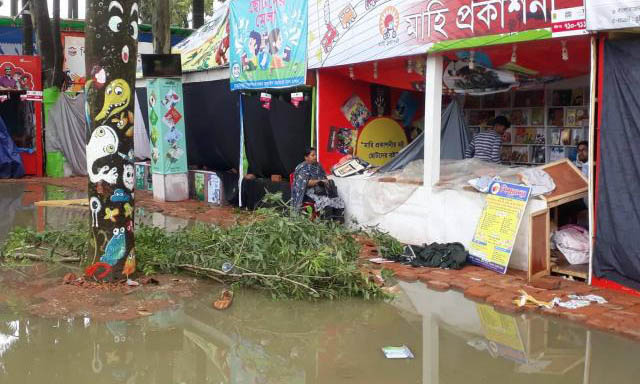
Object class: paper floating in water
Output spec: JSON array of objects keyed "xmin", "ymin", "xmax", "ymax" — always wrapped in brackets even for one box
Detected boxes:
[{"xmin": 382, "ymin": 345, "xmax": 414, "ymax": 359}]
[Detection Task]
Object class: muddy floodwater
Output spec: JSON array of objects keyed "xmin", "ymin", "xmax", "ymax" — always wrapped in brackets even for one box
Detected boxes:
[{"xmin": 1, "ymin": 182, "xmax": 640, "ymax": 383}]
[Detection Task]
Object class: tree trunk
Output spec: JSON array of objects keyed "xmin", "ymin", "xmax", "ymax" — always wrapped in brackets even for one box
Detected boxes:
[
  {"xmin": 30, "ymin": 0, "xmax": 55, "ymax": 87},
  {"xmin": 67, "ymin": 0, "xmax": 78, "ymax": 19},
  {"xmin": 22, "ymin": 0, "xmax": 34, "ymax": 55},
  {"xmin": 51, "ymin": 0, "xmax": 64, "ymax": 89},
  {"xmin": 153, "ymin": 0, "xmax": 171, "ymax": 54},
  {"xmin": 192, "ymin": 0, "xmax": 205, "ymax": 29},
  {"xmin": 84, "ymin": 0, "xmax": 138, "ymax": 282},
  {"xmin": 10, "ymin": 0, "xmax": 18, "ymax": 16}
]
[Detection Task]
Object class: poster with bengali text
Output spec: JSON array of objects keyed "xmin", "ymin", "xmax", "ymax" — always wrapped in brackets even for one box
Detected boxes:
[{"xmin": 469, "ymin": 181, "xmax": 531, "ymax": 274}]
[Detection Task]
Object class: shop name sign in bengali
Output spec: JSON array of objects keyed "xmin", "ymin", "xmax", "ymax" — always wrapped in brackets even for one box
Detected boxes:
[{"xmin": 309, "ymin": 0, "xmax": 586, "ymax": 68}]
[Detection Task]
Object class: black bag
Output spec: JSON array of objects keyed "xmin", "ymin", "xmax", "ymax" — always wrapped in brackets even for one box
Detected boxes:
[{"xmin": 313, "ymin": 180, "xmax": 338, "ymax": 198}]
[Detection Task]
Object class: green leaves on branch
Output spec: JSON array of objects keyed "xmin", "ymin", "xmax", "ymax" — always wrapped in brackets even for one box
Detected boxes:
[{"xmin": 1, "ymin": 202, "xmax": 388, "ymax": 300}]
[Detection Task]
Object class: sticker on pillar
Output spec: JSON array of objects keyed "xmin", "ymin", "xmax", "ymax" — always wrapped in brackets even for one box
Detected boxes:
[
  {"xmin": 123, "ymin": 164, "xmax": 135, "ymax": 191},
  {"xmin": 355, "ymin": 117, "xmax": 406, "ymax": 167},
  {"xmin": 162, "ymin": 89, "xmax": 181, "ymax": 108},
  {"xmin": 163, "ymin": 107, "xmax": 182, "ymax": 127},
  {"xmin": 110, "ymin": 189, "xmax": 131, "ymax": 203},
  {"xmin": 341, "ymin": 95, "xmax": 371, "ymax": 129},
  {"xmin": 291, "ymin": 92, "xmax": 304, "ymax": 108},
  {"xmin": 90, "ymin": 197, "xmax": 102, "ymax": 228},
  {"xmin": 207, "ymin": 173, "xmax": 221, "ymax": 205},
  {"xmin": 260, "ymin": 92, "xmax": 272, "ymax": 110},
  {"xmin": 104, "ymin": 207, "xmax": 120, "ymax": 222},
  {"xmin": 194, "ymin": 172, "xmax": 205, "ymax": 201}
]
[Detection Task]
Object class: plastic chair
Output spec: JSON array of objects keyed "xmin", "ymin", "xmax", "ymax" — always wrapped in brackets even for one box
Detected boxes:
[{"xmin": 290, "ymin": 173, "xmax": 317, "ymax": 220}]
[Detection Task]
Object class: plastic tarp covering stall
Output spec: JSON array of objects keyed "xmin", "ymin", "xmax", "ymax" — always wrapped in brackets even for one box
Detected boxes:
[
  {"xmin": 0, "ymin": 115, "xmax": 24, "ymax": 178},
  {"xmin": 45, "ymin": 94, "xmax": 87, "ymax": 176},
  {"xmin": 376, "ymin": 100, "xmax": 469, "ymax": 174},
  {"xmin": 594, "ymin": 39, "xmax": 640, "ymax": 291}
]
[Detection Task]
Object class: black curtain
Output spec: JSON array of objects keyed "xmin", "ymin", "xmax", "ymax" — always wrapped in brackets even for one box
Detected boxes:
[
  {"xmin": 183, "ymin": 79, "xmax": 241, "ymax": 171},
  {"xmin": 242, "ymin": 92, "xmax": 311, "ymax": 178},
  {"xmin": 594, "ymin": 39, "xmax": 640, "ymax": 290}
]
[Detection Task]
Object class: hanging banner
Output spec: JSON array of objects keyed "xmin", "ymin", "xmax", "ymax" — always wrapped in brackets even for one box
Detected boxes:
[
  {"xmin": 309, "ymin": 0, "xmax": 586, "ymax": 69},
  {"xmin": 172, "ymin": 3, "xmax": 230, "ymax": 72},
  {"xmin": 229, "ymin": 0, "xmax": 308, "ymax": 90},
  {"xmin": 585, "ymin": 0, "xmax": 640, "ymax": 31},
  {"xmin": 469, "ymin": 181, "xmax": 531, "ymax": 274},
  {"xmin": 62, "ymin": 34, "xmax": 86, "ymax": 92}
]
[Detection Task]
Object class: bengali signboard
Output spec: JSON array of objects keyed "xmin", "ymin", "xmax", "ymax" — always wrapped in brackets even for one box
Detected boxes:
[
  {"xmin": 586, "ymin": 0, "xmax": 640, "ymax": 31},
  {"xmin": 308, "ymin": 0, "xmax": 586, "ymax": 69},
  {"xmin": 172, "ymin": 3, "xmax": 230, "ymax": 72},
  {"xmin": 469, "ymin": 181, "xmax": 531, "ymax": 274},
  {"xmin": 229, "ymin": 0, "xmax": 308, "ymax": 90}
]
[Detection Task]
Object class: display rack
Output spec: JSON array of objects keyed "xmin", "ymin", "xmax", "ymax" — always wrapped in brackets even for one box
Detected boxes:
[{"xmin": 464, "ymin": 85, "xmax": 589, "ymax": 166}]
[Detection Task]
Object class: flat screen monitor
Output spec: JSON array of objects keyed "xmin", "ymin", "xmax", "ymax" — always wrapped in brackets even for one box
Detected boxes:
[{"xmin": 141, "ymin": 54, "xmax": 182, "ymax": 78}]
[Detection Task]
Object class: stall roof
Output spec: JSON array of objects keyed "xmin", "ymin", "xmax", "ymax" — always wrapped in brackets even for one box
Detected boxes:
[{"xmin": 321, "ymin": 35, "xmax": 590, "ymax": 91}]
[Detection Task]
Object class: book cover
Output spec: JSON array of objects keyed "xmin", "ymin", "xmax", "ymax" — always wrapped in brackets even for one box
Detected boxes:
[
  {"xmin": 571, "ymin": 88, "xmax": 585, "ymax": 106},
  {"xmin": 567, "ymin": 147, "xmax": 578, "ymax": 162},
  {"xmin": 514, "ymin": 89, "xmax": 545, "ymax": 107},
  {"xmin": 531, "ymin": 108, "xmax": 544, "ymax": 125},
  {"xmin": 550, "ymin": 147, "xmax": 566, "ymax": 161},
  {"xmin": 566, "ymin": 108, "xmax": 577, "ymax": 127},
  {"xmin": 572, "ymin": 129, "xmax": 585, "ymax": 145},
  {"xmin": 510, "ymin": 109, "xmax": 528, "ymax": 126},
  {"xmin": 514, "ymin": 128, "xmax": 528, "ymax": 144},
  {"xmin": 534, "ymin": 128, "xmax": 545, "ymax": 144},
  {"xmin": 500, "ymin": 146, "xmax": 512, "ymax": 162},
  {"xmin": 511, "ymin": 147, "xmax": 529, "ymax": 163},
  {"xmin": 548, "ymin": 108, "xmax": 565, "ymax": 126},
  {"xmin": 576, "ymin": 108, "xmax": 588, "ymax": 126},
  {"xmin": 552, "ymin": 90, "xmax": 572, "ymax": 106},
  {"xmin": 531, "ymin": 146, "xmax": 545, "ymax": 164},
  {"xmin": 561, "ymin": 128, "xmax": 572, "ymax": 145},
  {"xmin": 551, "ymin": 129, "xmax": 561, "ymax": 145}
]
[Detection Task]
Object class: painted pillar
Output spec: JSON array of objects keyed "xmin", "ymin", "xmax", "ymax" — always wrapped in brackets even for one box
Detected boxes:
[
  {"xmin": 84, "ymin": 0, "xmax": 138, "ymax": 281},
  {"xmin": 423, "ymin": 54, "xmax": 443, "ymax": 187}
]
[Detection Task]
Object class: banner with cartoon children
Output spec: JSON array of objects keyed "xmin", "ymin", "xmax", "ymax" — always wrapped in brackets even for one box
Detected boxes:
[{"xmin": 229, "ymin": 0, "xmax": 307, "ymax": 90}]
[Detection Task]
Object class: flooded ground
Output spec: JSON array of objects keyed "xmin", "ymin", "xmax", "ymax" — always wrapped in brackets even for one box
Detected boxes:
[{"xmin": 1, "ymin": 182, "xmax": 640, "ymax": 383}]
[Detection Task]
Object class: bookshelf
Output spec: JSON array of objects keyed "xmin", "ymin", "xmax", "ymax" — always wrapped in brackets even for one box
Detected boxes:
[{"xmin": 464, "ymin": 84, "xmax": 589, "ymax": 166}]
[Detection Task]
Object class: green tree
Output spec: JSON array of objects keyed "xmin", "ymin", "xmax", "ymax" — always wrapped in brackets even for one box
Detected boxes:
[{"xmin": 139, "ymin": 0, "xmax": 216, "ymax": 28}]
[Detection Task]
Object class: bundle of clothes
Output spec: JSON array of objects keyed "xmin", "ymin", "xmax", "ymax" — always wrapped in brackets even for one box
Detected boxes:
[{"xmin": 391, "ymin": 242, "xmax": 469, "ymax": 270}]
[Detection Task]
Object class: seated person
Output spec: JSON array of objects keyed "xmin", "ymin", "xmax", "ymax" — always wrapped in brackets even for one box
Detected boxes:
[{"xmin": 291, "ymin": 148, "xmax": 345, "ymax": 220}]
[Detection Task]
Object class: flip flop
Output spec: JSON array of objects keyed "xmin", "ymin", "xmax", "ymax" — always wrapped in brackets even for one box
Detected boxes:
[{"xmin": 213, "ymin": 289, "xmax": 234, "ymax": 310}]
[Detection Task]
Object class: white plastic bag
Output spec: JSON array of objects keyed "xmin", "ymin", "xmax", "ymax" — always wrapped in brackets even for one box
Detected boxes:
[{"xmin": 552, "ymin": 225, "xmax": 589, "ymax": 265}]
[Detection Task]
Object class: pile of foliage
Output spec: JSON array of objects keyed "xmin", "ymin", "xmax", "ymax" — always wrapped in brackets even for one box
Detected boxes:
[{"xmin": 1, "ymin": 199, "xmax": 390, "ymax": 300}]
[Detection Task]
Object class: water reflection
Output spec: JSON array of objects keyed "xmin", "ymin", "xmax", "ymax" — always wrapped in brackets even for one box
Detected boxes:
[{"xmin": 0, "ymin": 282, "xmax": 639, "ymax": 383}]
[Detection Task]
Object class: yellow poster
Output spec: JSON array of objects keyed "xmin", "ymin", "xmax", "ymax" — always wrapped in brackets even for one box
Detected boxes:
[
  {"xmin": 355, "ymin": 117, "xmax": 407, "ymax": 167},
  {"xmin": 469, "ymin": 181, "xmax": 531, "ymax": 274}
]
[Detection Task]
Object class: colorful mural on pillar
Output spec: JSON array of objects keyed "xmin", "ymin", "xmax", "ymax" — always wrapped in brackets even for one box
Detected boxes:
[
  {"xmin": 147, "ymin": 78, "xmax": 188, "ymax": 175},
  {"xmin": 229, "ymin": 0, "xmax": 308, "ymax": 90},
  {"xmin": 308, "ymin": 0, "xmax": 587, "ymax": 69},
  {"xmin": 84, "ymin": 0, "xmax": 138, "ymax": 281}
]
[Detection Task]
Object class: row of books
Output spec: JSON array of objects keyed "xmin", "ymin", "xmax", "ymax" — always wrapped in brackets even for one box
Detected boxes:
[
  {"xmin": 467, "ymin": 107, "xmax": 588, "ymax": 127},
  {"xmin": 499, "ymin": 127, "xmax": 586, "ymax": 145},
  {"xmin": 500, "ymin": 146, "xmax": 578, "ymax": 164},
  {"xmin": 465, "ymin": 88, "xmax": 586, "ymax": 109}
]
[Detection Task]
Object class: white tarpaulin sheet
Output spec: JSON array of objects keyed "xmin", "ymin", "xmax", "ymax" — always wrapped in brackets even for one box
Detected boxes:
[{"xmin": 586, "ymin": 0, "xmax": 640, "ymax": 30}]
